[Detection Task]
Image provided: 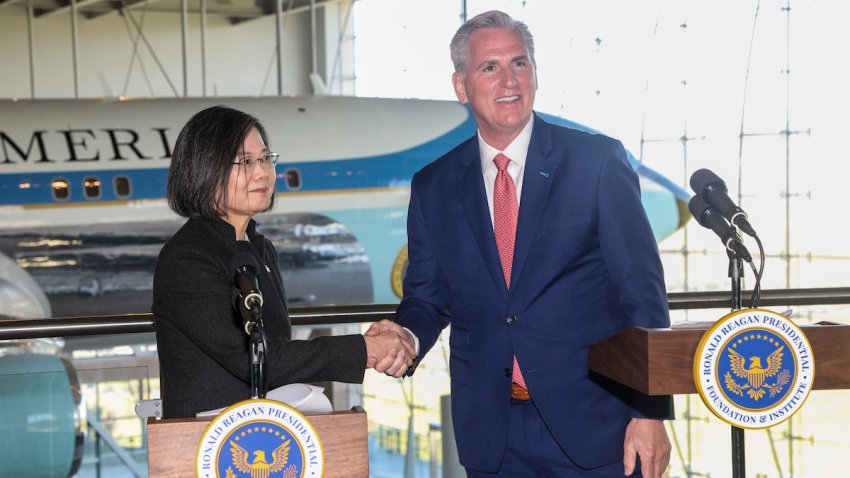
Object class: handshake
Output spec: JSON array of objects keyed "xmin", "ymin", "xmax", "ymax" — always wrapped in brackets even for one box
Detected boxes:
[{"xmin": 363, "ymin": 320, "xmax": 417, "ymax": 378}]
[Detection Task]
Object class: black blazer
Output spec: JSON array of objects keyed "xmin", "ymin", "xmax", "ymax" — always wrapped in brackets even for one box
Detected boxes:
[{"xmin": 152, "ymin": 216, "xmax": 366, "ymax": 418}]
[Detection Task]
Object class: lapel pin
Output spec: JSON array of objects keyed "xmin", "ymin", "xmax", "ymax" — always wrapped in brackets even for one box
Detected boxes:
[{"xmin": 539, "ymin": 171, "xmax": 550, "ymax": 178}]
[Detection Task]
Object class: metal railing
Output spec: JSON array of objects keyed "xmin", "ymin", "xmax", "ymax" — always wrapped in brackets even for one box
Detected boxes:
[{"xmin": 2, "ymin": 288, "xmax": 849, "ymax": 340}]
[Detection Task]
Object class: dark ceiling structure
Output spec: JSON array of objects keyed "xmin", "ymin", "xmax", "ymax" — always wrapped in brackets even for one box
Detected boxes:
[{"xmin": 0, "ymin": 0, "xmax": 335, "ymax": 25}]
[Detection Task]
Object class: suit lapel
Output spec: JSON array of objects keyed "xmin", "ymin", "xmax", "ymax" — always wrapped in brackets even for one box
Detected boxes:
[
  {"xmin": 457, "ymin": 140, "xmax": 508, "ymax": 295},
  {"xmin": 510, "ymin": 115, "xmax": 558, "ymax": 290}
]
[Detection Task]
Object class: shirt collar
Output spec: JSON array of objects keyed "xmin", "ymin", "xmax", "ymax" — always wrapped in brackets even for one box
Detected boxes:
[{"xmin": 478, "ymin": 115, "xmax": 534, "ymax": 172}]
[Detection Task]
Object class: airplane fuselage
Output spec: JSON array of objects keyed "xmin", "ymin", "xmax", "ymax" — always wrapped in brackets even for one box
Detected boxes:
[{"xmin": 0, "ymin": 96, "xmax": 687, "ymax": 318}]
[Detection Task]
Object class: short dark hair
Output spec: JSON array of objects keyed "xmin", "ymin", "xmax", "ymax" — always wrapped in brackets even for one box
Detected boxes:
[
  {"xmin": 167, "ymin": 105, "xmax": 274, "ymax": 219},
  {"xmin": 450, "ymin": 10, "xmax": 535, "ymax": 73}
]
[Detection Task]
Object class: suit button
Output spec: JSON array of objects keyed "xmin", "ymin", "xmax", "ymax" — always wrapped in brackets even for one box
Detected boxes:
[
  {"xmin": 506, "ymin": 314, "xmax": 517, "ymax": 325},
  {"xmin": 504, "ymin": 368, "xmax": 511, "ymax": 377}
]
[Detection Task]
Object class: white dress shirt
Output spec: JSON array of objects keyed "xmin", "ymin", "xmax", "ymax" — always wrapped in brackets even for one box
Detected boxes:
[{"xmin": 479, "ymin": 118, "xmax": 535, "ymax": 226}]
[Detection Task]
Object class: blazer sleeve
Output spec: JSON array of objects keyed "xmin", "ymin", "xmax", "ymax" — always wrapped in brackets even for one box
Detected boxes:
[
  {"xmin": 260, "ymin": 241, "xmax": 368, "ymax": 386},
  {"xmin": 596, "ymin": 140, "xmax": 674, "ymax": 420},
  {"xmin": 395, "ymin": 173, "xmax": 452, "ymax": 361},
  {"xmin": 153, "ymin": 240, "xmax": 367, "ymax": 388}
]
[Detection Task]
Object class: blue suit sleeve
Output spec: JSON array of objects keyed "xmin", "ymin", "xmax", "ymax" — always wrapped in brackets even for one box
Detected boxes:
[
  {"xmin": 395, "ymin": 175, "xmax": 452, "ymax": 363},
  {"xmin": 597, "ymin": 140, "xmax": 674, "ymax": 420}
]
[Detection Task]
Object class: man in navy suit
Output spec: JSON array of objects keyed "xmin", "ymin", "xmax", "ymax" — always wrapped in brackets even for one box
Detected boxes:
[{"xmin": 369, "ymin": 10, "xmax": 673, "ymax": 477}]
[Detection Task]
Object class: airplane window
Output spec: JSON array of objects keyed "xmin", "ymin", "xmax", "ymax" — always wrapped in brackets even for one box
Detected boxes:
[
  {"xmin": 284, "ymin": 168, "xmax": 301, "ymax": 190},
  {"xmin": 114, "ymin": 176, "xmax": 131, "ymax": 197},
  {"xmin": 51, "ymin": 178, "xmax": 70, "ymax": 201},
  {"xmin": 83, "ymin": 177, "xmax": 101, "ymax": 199}
]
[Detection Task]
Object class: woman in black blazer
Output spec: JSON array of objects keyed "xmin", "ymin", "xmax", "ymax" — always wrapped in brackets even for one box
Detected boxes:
[{"xmin": 152, "ymin": 106, "xmax": 413, "ymax": 418}]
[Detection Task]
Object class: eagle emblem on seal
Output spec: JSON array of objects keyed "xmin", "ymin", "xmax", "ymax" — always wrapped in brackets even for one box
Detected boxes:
[
  {"xmin": 227, "ymin": 438, "xmax": 298, "ymax": 478},
  {"xmin": 724, "ymin": 345, "xmax": 790, "ymax": 401}
]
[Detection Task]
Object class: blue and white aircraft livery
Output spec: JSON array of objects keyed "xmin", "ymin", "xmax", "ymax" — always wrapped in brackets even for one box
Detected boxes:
[{"xmin": 0, "ymin": 95, "xmax": 690, "ymax": 320}]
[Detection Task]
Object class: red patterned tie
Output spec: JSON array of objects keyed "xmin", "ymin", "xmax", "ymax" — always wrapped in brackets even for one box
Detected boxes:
[{"xmin": 493, "ymin": 153, "xmax": 527, "ymax": 390}]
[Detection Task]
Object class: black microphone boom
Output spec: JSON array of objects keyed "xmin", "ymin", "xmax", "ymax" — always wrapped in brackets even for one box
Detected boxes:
[
  {"xmin": 231, "ymin": 251, "xmax": 264, "ymax": 335},
  {"xmin": 689, "ymin": 168, "xmax": 757, "ymax": 237},
  {"xmin": 688, "ymin": 195, "xmax": 753, "ymax": 262}
]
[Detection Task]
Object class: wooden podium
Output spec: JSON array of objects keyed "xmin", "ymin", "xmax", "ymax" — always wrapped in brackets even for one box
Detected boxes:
[
  {"xmin": 147, "ymin": 408, "xmax": 368, "ymax": 477},
  {"xmin": 588, "ymin": 321, "xmax": 850, "ymax": 395},
  {"xmin": 589, "ymin": 320, "xmax": 850, "ymax": 477}
]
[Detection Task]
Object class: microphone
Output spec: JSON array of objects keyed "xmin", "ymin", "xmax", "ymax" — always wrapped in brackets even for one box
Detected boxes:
[
  {"xmin": 689, "ymin": 168, "xmax": 756, "ymax": 237},
  {"xmin": 688, "ymin": 195, "xmax": 753, "ymax": 262},
  {"xmin": 231, "ymin": 251, "xmax": 263, "ymax": 335}
]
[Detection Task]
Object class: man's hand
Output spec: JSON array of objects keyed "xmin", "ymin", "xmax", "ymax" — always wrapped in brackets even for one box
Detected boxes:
[
  {"xmin": 363, "ymin": 320, "xmax": 416, "ymax": 377},
  {"xmin": 623, "ymin": 417, "xmax": 670, "ymax": 478}
]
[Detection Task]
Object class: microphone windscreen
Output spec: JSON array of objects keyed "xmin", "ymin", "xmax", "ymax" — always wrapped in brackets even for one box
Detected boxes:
[
  {"xmin": 688, "ymin": 195, "xmax": 710, "ymax": 227},
  {"xmin": 689, "ymin": 168, "xmax": 726, "ymax": 195},
  {"xmin": 230, "ymin": 251, "xmax": 259, "ymax": 275}
]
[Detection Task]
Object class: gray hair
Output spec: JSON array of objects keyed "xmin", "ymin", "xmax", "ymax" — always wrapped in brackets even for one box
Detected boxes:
[{"xmin": 450, "ymin": 10, "xmax": 535, "ymax": 73}]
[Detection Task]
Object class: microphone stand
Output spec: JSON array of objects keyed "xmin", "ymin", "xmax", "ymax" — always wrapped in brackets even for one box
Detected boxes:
[
  {"xmin": 247, "ymin": 304, "xmax": 267, "ymax": 400},
  {"xmin": 726, "ymin": 238, "xmax": 746, "ymax": 478}
]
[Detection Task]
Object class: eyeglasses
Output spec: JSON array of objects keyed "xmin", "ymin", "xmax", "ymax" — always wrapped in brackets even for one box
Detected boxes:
[{"xmin": 233, "ymin": 152, "xmax": 279, "ymax": 169}]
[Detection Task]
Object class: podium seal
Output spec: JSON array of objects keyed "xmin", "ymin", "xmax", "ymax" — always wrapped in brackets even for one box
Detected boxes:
[
  {"xmin": 196, "ymin": 399, "xmax": 325, "ymax": 477},
  {"xmin": 694, "ymin": 308, "xmax": 815, "ymax": 429}
]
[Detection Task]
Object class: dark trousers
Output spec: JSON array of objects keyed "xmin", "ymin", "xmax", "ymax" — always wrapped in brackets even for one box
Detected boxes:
[{"xmin": 465, "ymin": 399, "xmax": 639, "ymax": 478}]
